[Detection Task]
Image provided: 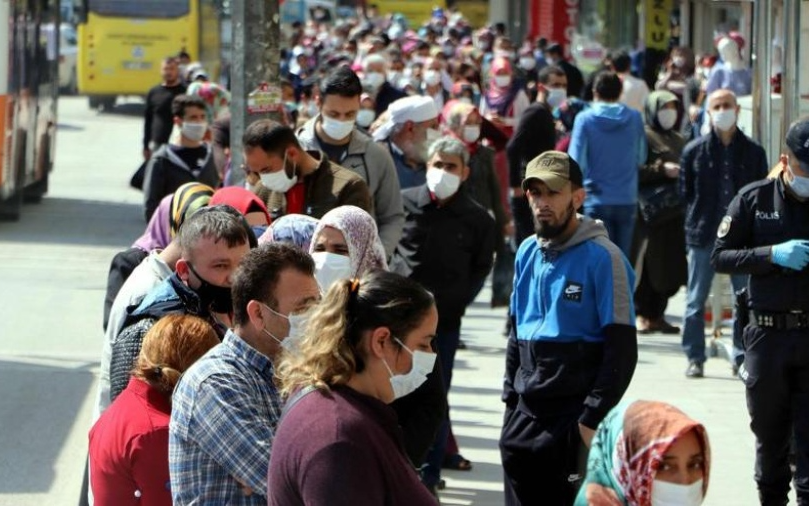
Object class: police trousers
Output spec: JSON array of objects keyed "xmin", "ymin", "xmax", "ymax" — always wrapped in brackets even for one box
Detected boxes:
[
  {"xmin": 742, "ymin": 324, "xmax": 809, "ymax": 505},
  {"xmin": 500, "ymin": 405, "xmax": 587, "ymax": 506}
]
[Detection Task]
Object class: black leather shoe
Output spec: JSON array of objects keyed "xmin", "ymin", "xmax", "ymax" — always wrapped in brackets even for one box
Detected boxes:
[{"xmin": 686, "ymin": 361, "xmax": 704, "ymax": 378}]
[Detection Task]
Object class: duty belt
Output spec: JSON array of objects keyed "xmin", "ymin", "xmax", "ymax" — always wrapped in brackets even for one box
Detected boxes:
[{"xmin": 750, "ymin": 310, "xmax": 809, "ymax": 330}]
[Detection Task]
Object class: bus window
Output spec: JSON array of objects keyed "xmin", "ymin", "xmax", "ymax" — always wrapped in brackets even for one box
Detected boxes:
[{"xmin": 88, "ymin": 0, "xmax": 190, "ymax": 19}]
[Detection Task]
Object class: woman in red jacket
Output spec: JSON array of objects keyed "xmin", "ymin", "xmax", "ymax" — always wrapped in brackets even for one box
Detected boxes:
[{"xmin": 89, "ymin": 314, "xmax": 219, "ymax": 506}]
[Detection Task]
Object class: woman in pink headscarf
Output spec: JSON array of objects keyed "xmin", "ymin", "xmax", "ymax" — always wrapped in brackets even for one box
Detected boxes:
[
  {"xmin": 308, "ymin": 205, "xmax": 387, "ymax": 292},
  {"xmin": 477, "ymin": 56, "xmax": 530, "ymax": 225}
]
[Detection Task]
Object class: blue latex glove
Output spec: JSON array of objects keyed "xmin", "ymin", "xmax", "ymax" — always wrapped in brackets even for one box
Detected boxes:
[{"xmin": 771, "ymin": 239, "xmax": 809, "ymax": 270}]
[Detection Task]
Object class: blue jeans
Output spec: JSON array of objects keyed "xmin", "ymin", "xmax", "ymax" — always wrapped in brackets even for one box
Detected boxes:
[
  {"xmin": 421, "ymin": 325, "xmax": 461, "ymax": 487},
  {"xmin": 683, "ymin": 246, "xmax": 747, "ymax": 364},
  {"xmin": 583, "ymin": 204, "xmax": 636, "ymax": 259}
]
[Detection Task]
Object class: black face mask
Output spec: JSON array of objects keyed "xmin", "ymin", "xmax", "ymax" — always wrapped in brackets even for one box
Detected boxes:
[{"xmin": 187, "ymin": 263, "xmax": 233, "ymax": 314}]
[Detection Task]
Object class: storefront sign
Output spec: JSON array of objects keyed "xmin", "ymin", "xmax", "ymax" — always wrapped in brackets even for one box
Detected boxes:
[
  {"xmin": 531, "ymin": 0, "xmax": 579, "ymax": 59},
  {"xmin": 247, "ymin": 82, "xmax": 283, "ymax": 115},
  {"xmin": 645, "ymin": 0, "xmax": 672, "ymax": 50}
]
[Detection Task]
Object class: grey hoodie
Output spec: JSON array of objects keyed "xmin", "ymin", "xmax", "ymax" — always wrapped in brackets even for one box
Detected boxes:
[{"xmin": 297, "ymin": 116, "xmax": 404, "ymax": 257}]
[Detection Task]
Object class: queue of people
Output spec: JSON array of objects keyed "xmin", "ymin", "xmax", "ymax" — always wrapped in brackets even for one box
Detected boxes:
[{"xmin": 88, "ymin": 6, "xmax": 809, "ymax": 505}]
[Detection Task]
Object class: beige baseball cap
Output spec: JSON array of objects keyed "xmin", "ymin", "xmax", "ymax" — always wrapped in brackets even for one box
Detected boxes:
[{"xmin": 521, "ymin": 151, "xmax": 583, "ymax": 192}]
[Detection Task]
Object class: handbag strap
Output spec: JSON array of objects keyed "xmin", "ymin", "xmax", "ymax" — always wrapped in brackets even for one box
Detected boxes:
[{"xmin": 280, "ymin": 385, "xmax": 318, "ymax": 422}]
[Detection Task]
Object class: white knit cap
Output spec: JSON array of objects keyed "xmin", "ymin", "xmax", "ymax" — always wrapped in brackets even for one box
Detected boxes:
[{"xmin": 372, "ymin": 95, "xmax": 439, "ymax": 141}]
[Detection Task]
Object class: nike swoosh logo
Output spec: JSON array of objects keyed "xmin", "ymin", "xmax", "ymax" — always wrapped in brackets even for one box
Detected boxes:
[{"xmin": 564, "ymin": 286, "xmax": 581, "ymax": 295}]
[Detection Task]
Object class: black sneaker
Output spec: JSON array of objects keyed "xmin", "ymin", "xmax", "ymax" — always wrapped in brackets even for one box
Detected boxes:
[{"xmin": 686, "ymin": 361, "xmax": 704, "ymax": 378}]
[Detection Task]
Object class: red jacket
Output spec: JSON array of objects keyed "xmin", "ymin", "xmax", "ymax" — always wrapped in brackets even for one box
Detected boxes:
[{"xmin": 89, "ymin": 378, "xmax": 172, "ymax": 506}]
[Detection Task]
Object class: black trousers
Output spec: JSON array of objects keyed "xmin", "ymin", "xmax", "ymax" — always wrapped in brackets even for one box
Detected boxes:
[
  {"xmin": 500, "ymin": 406, "xmax": 587, "ymax": 506},
  {"xmin": 743, "ymin": 324, "xmax": 809, "ymax": 505}
]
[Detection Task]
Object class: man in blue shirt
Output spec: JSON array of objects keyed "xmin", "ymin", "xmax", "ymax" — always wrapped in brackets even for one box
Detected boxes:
[
  {"xmin": 500, "ymin": 151, "xmax": 638, "ymax": 505},
  {"xmin": 568, "ymin": 71, "xmax": 647, "ymax": 258},
  {"xmin": 169, "ymin": 244, "xmax": 320, "ymax": 505}
]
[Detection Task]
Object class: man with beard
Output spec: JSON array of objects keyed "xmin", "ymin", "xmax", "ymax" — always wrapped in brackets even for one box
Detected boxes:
[
  {"xmin": 499, "ymin": 151, "xmax": 638, "ymax": 505},
  {"xmin": 107, "ymin": 205, "xmax": 254, "ymax": 402},
  {"xmin": 373, "ymin": 95, "xmax": 440, "ymax": 189}
]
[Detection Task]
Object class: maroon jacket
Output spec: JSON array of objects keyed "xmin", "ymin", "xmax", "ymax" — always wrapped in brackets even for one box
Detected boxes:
[{"xmin": 268, "ymin": 385, "xmax": 437, "ymax": 505}]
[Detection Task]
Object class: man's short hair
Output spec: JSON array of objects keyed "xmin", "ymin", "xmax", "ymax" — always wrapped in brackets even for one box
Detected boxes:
[
  {"xmin": 428, "ymin": 137, "xmax": 469, "ymax": 167},
  {"xmin": 242, "ymin": 119, "xmax": 301, "ymax": 157},
  {"xmin": 363, "ymin": 54, "xmax": 386, "ymax": 71},
  {"xmin": 538, "ymin": 65, "xmax": 566, "ymax": 85},
  {"xmin": 172, "ymin": 95, "xmax": 207, "ymax": 119},
  {"xmin": 231, "ymin": 243, "xmax": 315, "ymax": 327},
  {"xmin": 593, "ymin": 71, "xmax": 623, "ymax": 102},
  {"xmin": 610, "ymin": 50, "xmax": 631, "ymax": 73},
  {"xmin": 320, "ymin": 65, "xmax": 363, "ymax": 99},
  {"xmin": 177, "ymin": 205, "xmax": 253, "ymax": 259}
]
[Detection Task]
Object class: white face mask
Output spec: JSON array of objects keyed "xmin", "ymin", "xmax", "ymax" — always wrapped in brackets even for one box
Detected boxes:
[
  {"xmin": 181, "ymin": 121, "xmax": 208, "ymax": 142},
  {"xmin": 423, "ymin": 70, "xmax": 441, "ymax": 87},
  {"xmin": 312, "ymin": 251, "xmax": 353, "ymax": 292},
  {"xmin": 494, "ymin": 75, "xmax": 512, "ymax": 88},
  {"xmin": 711, "ymin": 109, "xmax": 736, "ymax": 132},
  {"xmin": 651, "ymin": 479, "xmax": 704, "ymax": 506},
  {"xmin": 426, "ymin": 167, "xmax": 461, "ymax": 199},
  {"xmin": 546, "ymin": 88, "xmax": 567, "ymax": 109},
  {"xmin": 519, "ymin": 56, "xmax": 536, "ymax": 70},
  {"xmin": 459, "ymin": 97, "xmax": 473, "ymax": 105},
  {"xmin": 382, "ymin": 337, "xmax": 436, "ymax": 400},
  {"xmin": 261, "ymin": 303, "xmax": 311, "ymax": 354},
  {"xmin": 363, "ymin": 71, "xmax": 385, "ymax": 90},
  {"xmin": 657, "ymin": 108, "xmax": 678, "ymax": 130},
  {"xmin": 387, "ymin": 71, "xmax": 402, "ymax": 83},
  {"xmin": 356, "ymin": 109, "xmax": 376, "ymax": 128},
  {"xmin": 321, "ymin": 114, "xmax": 355, "ymax": 140},
  {"xmin": 259, "ymin": 152, "xmax": 297, "ymax": 193},
  {"xmin": 462, "ymin": 125, "xmax": 481, "ymax": 143},
  {"xmin": 787, "ymin": 164, "xmax": 809, "ymax": 197}
]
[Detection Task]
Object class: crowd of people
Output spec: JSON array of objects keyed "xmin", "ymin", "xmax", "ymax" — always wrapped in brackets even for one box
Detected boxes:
[{"xmin": 82, "ymin": 5, "xmax": 809, "ymax": 506}]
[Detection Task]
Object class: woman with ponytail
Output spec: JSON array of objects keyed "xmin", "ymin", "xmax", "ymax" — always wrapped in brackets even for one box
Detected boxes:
[
  {"xmin": 89, "ymin": 314, "xmax": 219, "ymax": 506},
  {"xmin": 268, "ymin": 271, "xmax": 440, "ymax": 505}
]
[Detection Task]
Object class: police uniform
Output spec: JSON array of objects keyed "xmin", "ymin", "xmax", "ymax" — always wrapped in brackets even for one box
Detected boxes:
[
  {"xmin": 711, "ymin": 120, "xmax": 809, "ymax": 505},
  {"xmin": 500, "ymin": 152, "xmax": 638, "ymax": 505}
]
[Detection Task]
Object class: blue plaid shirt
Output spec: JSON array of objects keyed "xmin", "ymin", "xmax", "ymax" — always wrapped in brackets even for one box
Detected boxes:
[{"xmin": 169, "ymin": 330, "xmax": 282, "ymax": 505}]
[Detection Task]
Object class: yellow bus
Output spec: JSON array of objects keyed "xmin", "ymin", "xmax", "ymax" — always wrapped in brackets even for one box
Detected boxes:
[
  {"xmin": 75, "ymin": 0, "xmax": 224, "ymax": 109},
  {"xmin": 0, "ymin": 0, "xmax": 60, "ymax": 221}
]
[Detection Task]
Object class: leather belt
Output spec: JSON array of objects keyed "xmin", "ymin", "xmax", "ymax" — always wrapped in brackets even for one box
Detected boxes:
[{"xmin": 749, "ymin": 310, "xmax": 809, "ymax": 330}]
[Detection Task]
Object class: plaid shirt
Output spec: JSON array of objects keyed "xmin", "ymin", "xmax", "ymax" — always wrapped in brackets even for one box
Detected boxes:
[{"xmin": 169, "ymin": 330, "xmax": 282, "ymax": 505}]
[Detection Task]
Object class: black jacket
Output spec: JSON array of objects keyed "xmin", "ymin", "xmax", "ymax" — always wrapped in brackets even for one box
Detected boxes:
[
  {"xmin": 506, "ymin": 102, "xmax": 556, "ymax": 188},
  {"xmin": 103, "ymin": 247, "xmax": 149, "ymax": 331},
  {"xmin": 679, "ymin": 129, "xmax": 768, "ymax": 248},
  {"xmin": 143, "ymin": 83, "xmax": 187, "ymax": 149},
  {"xmin": 391, "ymin": 185, "xmax": 496, "ymax": 328},
  {"xmin": 712, "ymin": 175, "xmax": 809, "ymax": 312},
  {"xmin": 142, "ymin": 143, "xmax": 219, "ymax": 222}
]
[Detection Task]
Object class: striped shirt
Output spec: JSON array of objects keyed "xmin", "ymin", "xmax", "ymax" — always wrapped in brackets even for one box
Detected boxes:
[{"xmin": 169, "ymin": 330, "xmax": 281, "ymax": 505}]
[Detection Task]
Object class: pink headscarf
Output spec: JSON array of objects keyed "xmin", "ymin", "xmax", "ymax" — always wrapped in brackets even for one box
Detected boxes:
[
  {"xmin": 309, "ymin": 206, "xmax": 387, "ymax": 278},
  {"xmin": 132, "ymin": 195, "xmax": 172, "ymax": 252},
  {"xmin": 485, "ymin": 57, "xmax": 517, "ymax": 116}
]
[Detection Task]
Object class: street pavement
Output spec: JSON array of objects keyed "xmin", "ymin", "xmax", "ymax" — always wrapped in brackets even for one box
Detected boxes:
[{"xmin": 0, "ymin": 96, "xmax": 787, "ymax": 505}]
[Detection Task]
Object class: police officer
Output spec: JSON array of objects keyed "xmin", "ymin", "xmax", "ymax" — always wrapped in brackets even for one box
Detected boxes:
[
  {"xmin": 711, "ymin": 117, "xmax": 809, "ymax": 505},
  {"xmin": 500, "ymin": 151, "xmax": 637, "ymax": 505}
]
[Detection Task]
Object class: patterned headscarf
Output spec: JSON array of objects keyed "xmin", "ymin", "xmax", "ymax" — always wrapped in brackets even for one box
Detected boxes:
[
  {"xmin": 259, "ymin": 214, "xmax": 319, "ymax": 251},
  {"xmin": 575, "ymin": 400, "xmax": 711, "ymax": 506},
  {"xmin": 186, "ymin": 81, "xmax": 232, "ymax": 123},
  {"xmin": 170, "ymin": 182, "xmax": 215, "ymax": 237},
  {"xmin": 484, "ymin": 56, "xmax": 518, "ymax": 116},
  {"xmin": 309, "ymin": 206, "xmax": 388, "ymax": 278},
  {"xmin": 132, "ymin": 194, "xmax": 172, "ymax": 252}
]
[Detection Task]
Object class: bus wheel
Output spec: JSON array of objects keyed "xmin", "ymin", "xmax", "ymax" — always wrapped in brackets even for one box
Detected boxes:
[
  {"xmin": 88, "ymin": 96, "xmax": 101, "ymax": 109},
  {"xmin": 24, "ymin": 134, "xmax": 50, "ymax": 203},
  {"xmin": 99, "ymin": 96, "xmax": 116, "ymax": 111},
  {"xmin": 0, "ymin": 134, "xmax": 27, "ymax": 221}
]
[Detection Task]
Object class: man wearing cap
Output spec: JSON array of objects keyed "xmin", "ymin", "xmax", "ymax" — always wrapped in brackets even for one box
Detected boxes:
[
  {"xmin": 297, "ymin": 66, "xmax": 404, "ymax": 258},
  {"xmin": 711, "ymin": 117, "xmax": 809, "ymax": 506},
  {"xmin": 679, "ymin": 88, "xmax": 767, "ymax": 378},
  {"xmin": 500, "ymin": 151, "xmax": 637, "ymax": 505},
  {"xmin": 373, "ymin": 95, "xmax": 441, "ymax": 189}
]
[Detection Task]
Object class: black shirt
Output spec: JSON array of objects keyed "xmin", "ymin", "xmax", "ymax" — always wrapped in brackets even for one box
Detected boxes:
[
  {"xmin": 506, "ymin": 102, "xmax": 556, "ymax": 188},
  {"xmin": 170, "ymin": 144, "xmax": 208, "ymax": 174},
  {"xmin": 143, "ymin": 83, "xmax": 187, "ymax": 149},
  {"xmin": 316, "ymin": 132, "xmax": 349, "ymax": 165}
]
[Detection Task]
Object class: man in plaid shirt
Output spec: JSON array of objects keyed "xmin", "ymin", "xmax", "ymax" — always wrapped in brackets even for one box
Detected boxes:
[{"xmin": 169, "ymin": 244, "xmax": 320, "ymax": 504}]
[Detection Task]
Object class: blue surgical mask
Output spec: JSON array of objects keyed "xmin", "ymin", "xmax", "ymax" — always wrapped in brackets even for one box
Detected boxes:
[{"xmin": 788, "ymin": 164, "xmax": 809, "ymax": 197}]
